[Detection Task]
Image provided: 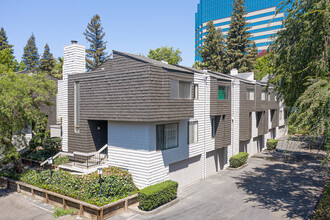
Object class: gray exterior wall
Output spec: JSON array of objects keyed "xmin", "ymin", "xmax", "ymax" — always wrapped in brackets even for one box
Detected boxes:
[
  {"xmin": 68, "ymin": 52, "xmax": 194, "ymax": 153},
  {"xmin": 239, "ymin": 82, "xmax": 255, "ymax": 141},
  {"xmin": 210, "ymin": 78, "xmax": 231, "ymax": 148}
]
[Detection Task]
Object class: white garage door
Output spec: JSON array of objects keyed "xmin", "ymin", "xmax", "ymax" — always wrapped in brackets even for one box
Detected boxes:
[
  {"xmin": 169, "ymin": 155, "xmax": 201, "ymax": 188},
  {"xmin": 206, "ymin": 148, "xmax": 227, "ymax": 177}
]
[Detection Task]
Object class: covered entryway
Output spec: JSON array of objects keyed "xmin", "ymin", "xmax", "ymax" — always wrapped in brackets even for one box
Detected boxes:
[
  {"xmin": 169, "ymin": 155, "xmax": 201, "ymax": 188},
  {"xmin": 88, "ymin": 120, "xmax": 108, "ymax": 151},
  {"xmin": 206, "ymin": 148, "xmax": 227, "ymax": 177}
]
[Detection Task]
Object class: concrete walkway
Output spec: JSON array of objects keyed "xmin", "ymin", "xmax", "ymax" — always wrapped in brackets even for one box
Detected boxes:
[
  {"xmin": 0, "ymin": 188, "xmax": 80, "ymax": 220},
  {"xmin": 111, "ymin": 138, "xmax": 327, "ymax": 220}
]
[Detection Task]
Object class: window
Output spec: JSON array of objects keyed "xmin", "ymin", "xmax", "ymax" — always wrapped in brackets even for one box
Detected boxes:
[
  {"xmin": 188, "ymin": 121, "xmax": 198, "ymax": 144},
  {"xmin": 156, "ymin": 123, "xmax": 178, "ymax": 150},
  {"xmin": 171, "ymin": 80, "xmax": 192, "ymax": 99},
  {"xmin": 218, "ymin": 86, "xmax": 230, "ymax": 100},
  {"xmin": 74, "ymin": 82, "xmax": 80, "ymax": 133},
  {"xmin": 268, "ymin": 92, "xmax": 271, "ymax": 101},
  {"xmin": 261, "ymin": 90, "xmax": 268, "ymax": 100},
  {"xmin": 246, "ymin": 89, "xmax": 255, "ymax": 100},
  {"xmin": 194, "ymin": 84, "xmax": 199, "ymax": 100}
]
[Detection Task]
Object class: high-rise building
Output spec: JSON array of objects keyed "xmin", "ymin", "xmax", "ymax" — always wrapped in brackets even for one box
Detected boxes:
[{"xmin": 195, "ymin": 0, "xmax": 288, "ymax": 62}]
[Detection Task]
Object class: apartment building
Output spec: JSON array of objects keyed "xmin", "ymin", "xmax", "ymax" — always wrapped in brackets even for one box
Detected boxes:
[
  {"xmin": 57, "ymin": 42, "xmax": 285, "ymax": 189},
  {"xmin": 195, "ymin": 0, "xmax": 289, "ymax": 62}
]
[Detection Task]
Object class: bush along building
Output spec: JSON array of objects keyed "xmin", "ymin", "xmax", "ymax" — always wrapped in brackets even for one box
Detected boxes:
[{"xmin": 55, "ymin": 41, "xmax": 286, "ymax": 189}]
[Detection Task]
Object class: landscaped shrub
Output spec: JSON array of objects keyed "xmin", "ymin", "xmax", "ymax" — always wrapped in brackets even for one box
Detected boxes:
[
  {"xmin": 54, "ymin": 156, "xmax": 69, "ymax": 165},
  {"xmin": 18, "ymin": 167, "xmax": 138, "ymax": 206},
  {"xmin": 138, "ymin": 180, "xmax": 178, "ymax": 211},
  {"xmin": 267, "ymin": 139, "xmax": 278, "ymax": 150},
  {"xmin": 313, "ymin": 181, "xmax": 330, "ymax": 219},
  {"xmin": 229, "ymin": 152, "xmax": 249, "ymax": 168},
  {"xmin": 25, "ymin": 137, "xmax": 61, "ymax": 162}
]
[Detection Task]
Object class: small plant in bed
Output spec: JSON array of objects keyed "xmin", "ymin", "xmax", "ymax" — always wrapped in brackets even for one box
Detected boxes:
[
  {"xmin": 229, "ymin": 152, "xmax": 249, "ymax": 168},
  {"xmin": 138, "ymin": 180, "xmax": 178, "ymax": 211},
  {"xmin": 53, "ymin": 207, "xmax": 77, "ymax": 218}
]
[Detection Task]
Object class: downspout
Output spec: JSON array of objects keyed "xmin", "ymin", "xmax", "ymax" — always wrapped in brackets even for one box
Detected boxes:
[{"xmin": 203, "ymin": 74, "xmax": 208, "ymax": 180}]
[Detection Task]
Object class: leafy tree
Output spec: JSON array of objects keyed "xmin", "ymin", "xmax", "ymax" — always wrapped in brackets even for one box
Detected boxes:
[
  {"xmin": 22, "ymin": 34, "xmax": 39, "ymax": 71},
  {"xmin": 84, "ymin": 14, "xmax": 110, "ymax": 71},
  {"xmin": 270, "ymin": 0, "xmax": 329, "ymax": 109},
  {"xmin": 0, "ymin": 27, "xmax": 14, "ymax": 54},
  {"xmin": 147, "ymin": 46, "xmax": 182, "ymax": 65},
  {"xmin": 192, "ymin": 61, "xmax": 204, "ymax": 70},
  {"xmin": 0, "ymin": 48, "xmax": 16, "ymax": 72},
  {"xmin": 254, "ymin": 52, "xmax": 274, "ymax": 80},
  {"xmin": 224, "ymin": 0, "xmax": 253, "ymax": 73},
  {"xmin": 198, "ymin": 20, "xmax": 225, "ymax": 72},
  {"xmin": 51, "ymin": 57, "xmax": 63, "ymax": 79},
  {"xmin": 39, "ymin": 44, "xmax": 56, "ymax": 74},
  {"xmin": 269, "ymin": 0, "xmax": 329, "ymax": 169},
  {"xmin": 0, "ymin": 71, "xmax": 56, "ymax": 172}
]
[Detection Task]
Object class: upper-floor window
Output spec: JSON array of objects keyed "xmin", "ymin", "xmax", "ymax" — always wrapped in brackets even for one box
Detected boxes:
[
  {"xmin": 218, "ymin": 85, "xmax": 230, "ymax": 100},
  {"xmin": 268, "ymin": 92, "xmax": 271, "ymax": 101},
  {"xmin": 188, "ymin": 121, "xmax": 198, "ymax": 144},
  {"xmin": 156, "ymin": 123, "xmax": 178, "ymax": 150},
  {"xmin": 246, "ymin": 89, "xmax": 255, "ymax": 100},
  {"xmin": 194, "ymin": 84, "xmax": 199, "ymax": 100},
  {"xmin": 261, "ymin": 90, "xmax": 268, "ymax": 100},
  {"xmin": 74, "ymin": 81, "xmax": 80, "ymax": 133},
  {"xmin": 171, "ymin": 80, "xmax": 192, "ymax": 99}
]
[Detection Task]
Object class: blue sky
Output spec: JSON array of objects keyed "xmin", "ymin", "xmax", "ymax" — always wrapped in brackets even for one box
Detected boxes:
[{"xmin": 1, "ymin": 0, "xmax": 200, "ymax": 66}]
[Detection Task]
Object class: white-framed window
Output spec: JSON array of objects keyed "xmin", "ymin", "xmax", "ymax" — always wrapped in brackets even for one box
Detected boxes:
[
  {"xmin": 246, "ymin": 89, "xmax": 255, "ymax": 100},
  {"xmin": 211, "ymin": 117, "xmax": 216, "ymax": 138},
  {"xmin": 74, "ymin": 81, "xmax": 80, "ymax": 133},
  {"xmin": 194, "ymin": 84, "xmax": 199, "ymax": 100},
  {"xmin": 268, "ymin": 92, "xmax": 271, "ymax": 101},
  {"xmin": 171, "ymin": 80, "xmax": 192, "ymax": 99},
  {"xmin": 261, "ymin": 90, "xmax": 268, "ymax": 100},
  {"xmin": 188, "ymin": 121, "xmax": 198, "ymax": 144},
  {"xmin": 156, "ymin": 123, "xmax": 178, "ymax": 150}
]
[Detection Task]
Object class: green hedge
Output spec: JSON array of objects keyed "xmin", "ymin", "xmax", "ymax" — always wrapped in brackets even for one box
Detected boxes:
[
  {"xmin": 313, "ymin": 181, "xmax": 330, "ymax": 219},
  {"xmin": 229, "ymin": 152, "xmax": 249, "ymax": 168},
  {"xmin": 13, "ymin": 167, "xmax": 138, "ymax": 206},
  {"xmin": 266, "ymin": 139, "xmax": 278, "ymax": 150},
  {"xmin": 138, "ymin": 180, "xmax": 178, "ymax": 211}
]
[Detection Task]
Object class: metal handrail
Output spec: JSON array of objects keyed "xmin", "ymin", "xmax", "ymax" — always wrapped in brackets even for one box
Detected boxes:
[
  {"xmin": 73, "ymin": 144, "xmax": 108, "ymax": 157},
  {"xmin": 40, "ymin": 152, "xmax": 74, "ymax": 166},
  {"xmin": 41, "ymin": 144, "xmax": 108, "ymax": 168}
]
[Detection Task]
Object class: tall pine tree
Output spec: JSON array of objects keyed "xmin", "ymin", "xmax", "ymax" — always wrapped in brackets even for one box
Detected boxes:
[
  {"xmin": 84, "ymin": 14, "xmax": 109, "ymax": 71},
  {"xmin": 22, "ymin": 34, "xmax": 39, "ymax": 71},
  {"xmin": 198, "ymin": 20, "xmax": 226, "ymax": 72},
  {"xmin": 224, "ymin": 0, "xmax": 252, "ymax": 73},
  {"xmin": 246, "ymin": 41, "xmax": 258, "ymax": 72},
  {"xmin": 39, "ymin": 44, "xmax": 55, "ymax": 73},
  {"xmin": 0, "ymin": 27, "xmax": 14, "ymax": 54}
]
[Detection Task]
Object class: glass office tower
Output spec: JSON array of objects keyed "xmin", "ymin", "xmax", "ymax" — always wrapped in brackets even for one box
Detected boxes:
[{"xmin": 195, "ymin": 0, "xmax": 288, "ymax": 62}]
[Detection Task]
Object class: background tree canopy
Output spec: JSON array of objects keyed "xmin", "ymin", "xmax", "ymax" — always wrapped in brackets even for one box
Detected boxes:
[
  {"xmin": 269, "ymin": 0, "xmax": 329, "ymax": 168},
  {"xmin": 147, "ymin": 46, "xmax": 182, "ymax": 65}
]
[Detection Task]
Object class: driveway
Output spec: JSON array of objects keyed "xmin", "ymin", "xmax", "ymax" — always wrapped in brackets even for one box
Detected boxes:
[
  {"xmin": 0, "ymin": 188, "xmax": 79, "ymax": 220},
  {"xmin": 111, "ymin": 138, "xmax": 327, "ymax": 220}
]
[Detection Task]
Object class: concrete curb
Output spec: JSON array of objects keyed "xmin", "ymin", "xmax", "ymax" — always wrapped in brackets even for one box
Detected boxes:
[
  {"xmin": 226, "ymin": 163, "xmax": 248, "ymax": 171},
  {"xmin": 128, "ymin": 198, "xmax": 179, "ymax": 216}
]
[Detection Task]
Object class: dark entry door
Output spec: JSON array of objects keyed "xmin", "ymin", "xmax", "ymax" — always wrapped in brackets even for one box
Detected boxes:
[{"xmin": 88, "ymin": 120, "xmax": 108, "ymax": 151}]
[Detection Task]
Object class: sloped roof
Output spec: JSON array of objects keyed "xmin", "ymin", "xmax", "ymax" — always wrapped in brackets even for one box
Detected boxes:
[{"xmin": 113, "ymin": 50, "xmax": 194, "ymax": 74}]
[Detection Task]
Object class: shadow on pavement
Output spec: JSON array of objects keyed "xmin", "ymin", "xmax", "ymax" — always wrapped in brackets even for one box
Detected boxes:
[
  {"xmin": 0, "ymin": 188, "xmax": 12, "ymax": 198},
  {"xmin": 234, "ymin": 154, "xmax": 327, "ymax": 219}
]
